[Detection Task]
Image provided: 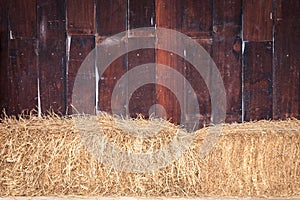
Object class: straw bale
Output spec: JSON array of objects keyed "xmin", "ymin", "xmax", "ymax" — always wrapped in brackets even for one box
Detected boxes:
[{"xmin": 0, "ymin": 113, "xmax": 299, "ymax": 198}]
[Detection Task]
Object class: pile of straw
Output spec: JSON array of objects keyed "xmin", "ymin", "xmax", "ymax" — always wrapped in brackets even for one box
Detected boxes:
[{"xmin": 0, "ymin": 113, "xmax": 299, "ymax": 198}]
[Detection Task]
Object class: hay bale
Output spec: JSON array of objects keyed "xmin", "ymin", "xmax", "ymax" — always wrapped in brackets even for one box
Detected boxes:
[{"xmin": 0, "ymin": 113, "xmax": 299, "ymax": 198}]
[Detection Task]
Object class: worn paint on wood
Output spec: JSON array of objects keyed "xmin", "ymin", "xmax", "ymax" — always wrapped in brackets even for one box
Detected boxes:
[
  {"xmin": 213, "ymin": 0, "xmax": 242, "ymax": 122},
  {"xmin": 243, "ymin": 0, "xmax": 273, "ymax": 41},
  {"xmin": 37, "ymin": 0, "xmax": 67, "ymax": 114},
  {"xmin": 244, "ymin": 42, "xmax": 273, "ymax": 120},
  {"xmin": 273, "ymin": 0, "xmax": 300, "ymax": 119},
  {"xmin": 66, "ymin": 0, "xmax": 96, "ymax": 35}
]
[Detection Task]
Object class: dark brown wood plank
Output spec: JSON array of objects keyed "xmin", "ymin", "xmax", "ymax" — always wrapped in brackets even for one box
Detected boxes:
[
  {"xmin": 128, "ymin": 48, "xmax": 156, "ymax": 118},
  {"xmin": 0, "ymin": 0, "xmax": 9, "ymax": 115},
  {"xmin": 182, "ymin": 0, "xmax": 212, "ymax": 35},
  {"xmin": 96, "ymin": 0, "xmax": 127, "ymax": 36},
  {"xmin": 244, "ymin": 42, "xmax": 273, "ymax": 121},
  {"xmin": 243, "ymin": 0, "xmax": 273, "ymax": 41},
  {"xmin": 184, "ymin": 38, "xmax": 212, "ymax": 127},
  {"xmin": 156, "ymin": 0, "xmax": 183, "ymax": 30},
  {"xmin": 67, "ymin": 35, "xmax": 95, "ymax": 114},
  {"xmin": 156, "ymin": 0, "xmax": 185, "ymax": 124},
  {"xmin": 37, "ymin": 0, "xmax": 67, "ymax": 114},
  {"xmin": 213, "ymin": 0, "xmax": 242, "ymax": 123},
  {"xmin": 66, "ymin": 0, "xmax": 96, "ymax": 35},
  {"xmin": 213, "ymin": 0, "xmax": 241, "ymax": 24},
  {"xmin": 127, "ymin": 0, "xmax": 156, "ymax": 118},
  {"xmin": 181, "ymin": 1, "xmax": 213, "ymax": 127},
  {"xmin": 96, "ymin": 0, "xmax": 127, "ymax": 115},
  {"xmin": 129, "ymin": 0, "xmax": 155, "ymax": 29},
  {"xmin": 98, "ymin": 54, "xmax": 127, "ymax": 115},
  {"xmin": 273, "ymin": 0, "xmax": 300, "ymax": 119},
  {"xmin": 8, "ymin": 0, "xmax": 37, "ymax": 39},
  {"xmin": 7, "ymin": 38, "xmax": 38, "ymax": 115},
  {"xmin": 4, "ymin": 0, "xmax": 38, "ymax": 116}
]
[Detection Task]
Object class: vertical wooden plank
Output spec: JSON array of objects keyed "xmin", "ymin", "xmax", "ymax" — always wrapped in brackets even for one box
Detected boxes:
[
  {"xmin": 96, "ymin": 0, "xmax": 127, "ymax": 115},
  {"xmin": 156, "ymin": 0, "xmax": 184, "ymax": 124},
  {"xmin": 129, "ymin": 0, "xmax": 155, "ymax": 29},
  {"xmin": 213, "ymin": 0, "xmax": 242, "ymax": 122},
  {"xmin": 37, "ymin": 0, "xmax": 67, "ymax": 114},
  {"xmin": 7, "ymin": 39, "xmax": 38, "ymax": 115},
  {"xmin": 244, "ymin": 42, "xmax": 273, "ymax": 120},
  {"xmin": 182, "ymin": 0, "xmax": 212, "ymax": 35},
  {"xmin": 66, "ymin": 0, "xmax": 96, "ymax": 35},
  {"xmin": 182, "ymin": 1, "xmax": 213, "ymax": 127},
  {"xmin": 273, "ymin": 0, "xmax": 300, "ymax": 119},
  {"xmin": 5, "ymin": 0, "xmax": 38, "ymax": 116},
  {"xmin": 156, "ymin": 0, "xmax": 183, "ymax": 30},
  {"xmin": 96, "ymin": 0, "xmax": 127, "ymax": 36},
  {"xmin": 127, "ymin": 0, "xmax": 156, "ymax": 118},
  {"xmin": 243, "ymin": 0, "xmax": 273, "ymax": 41},
  {"xmin": 184, "ymin": 38, "xmax": 212, "ymax": 127},
  {"xmin": 0, "ymin": 0, "xmax": 9, "ymax": 115},
  {"xmin": 67, "ymin": 36, "xmax": 95, "ymax": 114},
  {"xmin": 8, "ymin": 0, "xmax": 37, "ymax": 39}
]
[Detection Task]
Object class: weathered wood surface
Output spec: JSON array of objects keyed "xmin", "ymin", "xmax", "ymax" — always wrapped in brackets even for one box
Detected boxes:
[
  {"xmin": 213, "ymin": 0, "xmax": 242, "ymax": 122},
  {"xmin": 244, "ymin": 42, "xmax": 273, "ymax": 120},
  {"xmin": 243, "ymin": 0, "xmax": 273, "ymax": 41},
  {"xmin": 273, "ymin": 0, "xmax": 300, "ymax": 119},
  {"xmin": 6, "ymin": 0, "xmax": 38, "ymax": 115},
  {"xmin": 37, "ymin": 0, "xmax": 66, "ymax": 114},
  {"xmin": 66, "ymin": 0, "xmax": 96, "ymax": 35},
  {"xmin": 0, "ymin": 0, "xmax": 299, "ymax": 122},
  {"xmin": 0, "ymin": 0, "xmax": 9, "ymax": 115}
]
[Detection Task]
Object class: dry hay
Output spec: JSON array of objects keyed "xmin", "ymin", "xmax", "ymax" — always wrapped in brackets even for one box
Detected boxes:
[{"xmin": 0, "ymin": 113, "xmax": 299, "ymax": 198}]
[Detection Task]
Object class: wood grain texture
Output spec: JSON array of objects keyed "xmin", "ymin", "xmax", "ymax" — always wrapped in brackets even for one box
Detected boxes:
[
  {"xmin": 182, "ymin": 1, "xmax": 213, "ymax": 127},
  {"xmin": 98, "ymin": 55, "xmax": 127, "ymax": 115},
  {"xmin": 129, "ymin": 0, "xmax": 155, "ymax": 29},
  {"xmin": 127, "ymin": 0, "xmax": 156, "ymax": 118},
  {"xmin": 273, "ymin": 0, "xmax": 300, "ymax": 119},
  {"xmin": 244, "ymin": 42, "xmax": 273, "ymax": 120},
  {"xmin": 156, "ymin": 0, "xmax": 183, "ymax": 30},
  {"xmin": 4, "ymin": 0, "xmax": 38, "ymax": 115},
  {"xmin": 66, "ymin": 0, "xmax": 96, "ymax": 35},
  {"xmin": 0, "ymin": 0, "xmax": 9, "ymax": 115},
  {"xmin": 37, "ymin": 0, "xmax": 66, "ymax": 114},
  {"xmin": 96, "ymin": 0, "xmax": 127, "ymax": 115},
  {"xmin": 213, "ymin": 0, "xmax": 242, "ymax": 122},
  {"xmin": 8, "ymin": 0, "xmax": 37, "ymax": 39},
  {"xmin": 96, "ymin": 0, "xmax": 127, "ymax": 36},
  {"xmin": 184, "ymin": 38, "xmax": 212, "ymax": 127},
  {"xmin": 156, "ymin": 0, "xmax": 184, "ymax": 124},
  {"xmin": 243, "ymin": 0, "xmax": 273, "ymax": 41},
  {"xmin": 182, "ymin": 0, "xmax": 212, "ymax": 35},
  {"xmin": 7, "ymin": 39, "xmax": 38, "ymax": 115},
  {"xmin": 67, "ymin": 36, "xmax": 95, "ymax": 114},
  {"xmin": 128, "ymin": 48, "xmax": 156, "ymax": 118}
]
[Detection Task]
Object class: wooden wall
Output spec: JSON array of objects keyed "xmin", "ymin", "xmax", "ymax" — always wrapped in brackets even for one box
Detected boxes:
[{"xmin": 0, "ymin": 0, "xmax": 299, "ymax": 125}]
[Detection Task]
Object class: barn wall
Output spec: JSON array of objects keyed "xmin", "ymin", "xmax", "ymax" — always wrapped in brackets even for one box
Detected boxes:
[{"xmin": 0, "ymin": 0, "xmax": 299, "ymax": 124}]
